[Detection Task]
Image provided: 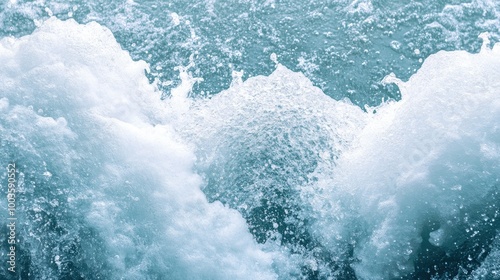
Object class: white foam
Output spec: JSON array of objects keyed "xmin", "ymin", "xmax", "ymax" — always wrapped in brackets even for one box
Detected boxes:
[
  {"xmin": 175, "ymin": 63, "xmax": 367, "ymax": 277},
  {"xmin": 0, "ymin": 18, "xmax": 276, "ymax": 280},
  {"xmin": 329, "ymin": 36, "xmax": 500, "ymax": 279},
  {"xmin": 168, "ymin": 35, "xmax": 500, "ymax": 279},
  {"xmin": 471, "ymin": 235, "xmax": 500, "ymax": 279},
  {"xmin": 171, "ymin": 12, "xmax": 181, "ymax": 26},
  {"xmin": 1, "ymin": 14, "xmax": 500, "ymax": 280}
]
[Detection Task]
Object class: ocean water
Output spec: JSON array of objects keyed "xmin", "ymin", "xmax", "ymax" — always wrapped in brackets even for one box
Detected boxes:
[{"xmin": 0, "ymin": 0, "xmax": 499, "ymax": 279}]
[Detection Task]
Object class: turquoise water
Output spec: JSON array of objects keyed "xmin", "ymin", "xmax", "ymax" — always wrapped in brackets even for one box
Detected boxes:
[
  {"xmin": 0, "ymin": 0, "xmax": 500, "ymax": 279},
  {"xmin": 2, "ymin": 0, "xmax": 499, "ymax": 105}
]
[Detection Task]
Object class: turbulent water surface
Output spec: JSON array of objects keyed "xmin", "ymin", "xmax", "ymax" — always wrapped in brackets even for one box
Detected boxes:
[{"xmin": 0, "ymin": 0, "xmax": 500, "ymax": 279}]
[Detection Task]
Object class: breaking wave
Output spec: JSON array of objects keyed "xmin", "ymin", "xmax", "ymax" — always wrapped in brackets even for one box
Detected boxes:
[{"xmin": 0, "ymin": 4, "xmax": 499, "ymax": 280}]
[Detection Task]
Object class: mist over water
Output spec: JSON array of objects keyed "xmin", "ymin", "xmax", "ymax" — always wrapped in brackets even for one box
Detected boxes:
[{"xmin": 0, "ymin": 1, "xmax": 499, "ymax": 279}]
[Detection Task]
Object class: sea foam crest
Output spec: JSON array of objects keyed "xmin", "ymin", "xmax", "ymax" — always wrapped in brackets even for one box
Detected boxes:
[
  {"xmin": 0, "ymin": 18, "xmax": 276, "ymax": 280},
  {"xmin": 1, "ymin": 17, "xmax": 499, "ymax": 280},
  {"xmin": 330, "ymin": 34, "xmax": 500, "ymax": 279}
]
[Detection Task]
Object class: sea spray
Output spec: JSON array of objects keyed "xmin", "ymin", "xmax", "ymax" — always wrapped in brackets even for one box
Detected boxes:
[
  {"xmin": 0, "ymin": 13, "xmax": 499, "ymax": 280},
  {"xmin": 0, "ymin": 18, "xmax": 277, "ymax": 280}
]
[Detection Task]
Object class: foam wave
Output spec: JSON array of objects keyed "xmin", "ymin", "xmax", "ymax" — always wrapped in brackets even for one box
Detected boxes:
[
  {"xmin": 0, "ymin": 18, "xmax": 276, "ymax": 280},
  {"xmin": 0, "ymin": 17, "xmax": 499, "ymax": 280},
  {"xmin": 172, "ymin": 30, "xmax": 500, "ymax": 279},
  {"xmin": 329, "ymin": 36, "xmax": 500, "ymax": 279},
  {"xmin": 176, "ymin": 63, "xmax": 367, "ymax": 278}
]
